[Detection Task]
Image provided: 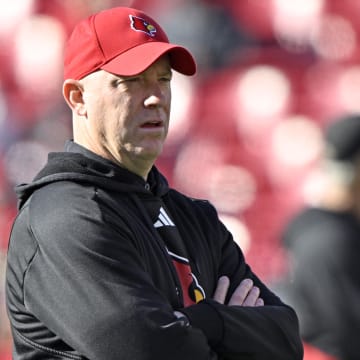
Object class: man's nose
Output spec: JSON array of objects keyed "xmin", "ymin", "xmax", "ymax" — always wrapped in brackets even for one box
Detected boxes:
[
  {"xmin": 143, "ymin": 82, "xmax": 166, "ymax": 107},
  {"xmin": 144, "ymin": 94, "xmax": 163, "ymax": 107}
]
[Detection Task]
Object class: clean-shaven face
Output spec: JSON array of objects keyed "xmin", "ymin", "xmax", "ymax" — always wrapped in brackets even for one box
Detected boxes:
[{"xmin": 79, "ymin": 56, "xmax": 172, "ymax": 176}]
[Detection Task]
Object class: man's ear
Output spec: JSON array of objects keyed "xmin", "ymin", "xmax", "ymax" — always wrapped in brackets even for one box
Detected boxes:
[{"xmin": 62, "ymin": 79, "xmax": 87, "ymax": 116}]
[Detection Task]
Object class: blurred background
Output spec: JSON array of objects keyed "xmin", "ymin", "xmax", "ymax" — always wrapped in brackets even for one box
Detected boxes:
[{"xmin": 1, "ymin": 0, "xmax": 360, "ymax": 358}]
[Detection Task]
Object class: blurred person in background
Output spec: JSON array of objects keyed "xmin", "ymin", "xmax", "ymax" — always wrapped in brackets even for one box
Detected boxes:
[
  {"xmin": 5, "ymin": 6, "xmax": 303, "ymax": 360},
  {"xmin": 275, "ymin": 114, "xmax": 360, "ymax": 360}
]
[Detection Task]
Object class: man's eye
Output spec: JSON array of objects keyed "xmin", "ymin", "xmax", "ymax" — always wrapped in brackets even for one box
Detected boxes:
[
  {"xmin": 160, "ymin": 76, "xmax": 172, "ymax": 83},
  {"xmin": 112, "ymin": 77, "xmax": 139, "ymax": 86}
]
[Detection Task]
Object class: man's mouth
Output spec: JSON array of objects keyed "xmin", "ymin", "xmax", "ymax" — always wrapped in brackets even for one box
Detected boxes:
[{"xmin": 140, "ymin": 120, "xmax": 163, "ymax": 128}]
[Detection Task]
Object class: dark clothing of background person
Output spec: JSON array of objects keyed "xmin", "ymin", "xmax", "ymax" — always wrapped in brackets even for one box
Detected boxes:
[
  {"xmin": 274, "ymin": 114, "xmax": 360, "ymax": 360},
  {"xmin": 277, "ymin": 207, "xmax": 360, "ymax": 360},
  {"xmin": 6, "ymin": 141, "xmax": 303, "ymax": 360}
]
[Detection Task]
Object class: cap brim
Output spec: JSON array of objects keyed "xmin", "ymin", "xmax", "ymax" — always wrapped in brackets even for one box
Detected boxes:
[{"xmin": 100, "ymin": 42, "xmax": 196, "ymax": 76}]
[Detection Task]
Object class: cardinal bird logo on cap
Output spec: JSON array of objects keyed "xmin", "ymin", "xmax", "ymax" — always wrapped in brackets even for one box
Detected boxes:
[{"xmin": 129, "ymin": 15, "xmax": 157, "ymax": 37}]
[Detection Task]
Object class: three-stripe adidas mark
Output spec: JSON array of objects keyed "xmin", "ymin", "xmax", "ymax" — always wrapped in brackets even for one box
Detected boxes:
[{"xmin": 154, "ymin": 207, "xmax": 175, "ymax": 228}]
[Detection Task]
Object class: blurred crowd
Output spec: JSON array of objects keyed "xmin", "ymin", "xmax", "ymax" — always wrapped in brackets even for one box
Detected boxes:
[{"xmin": 1, "ymin": 0, "xmax": 360, "ymax": 358}]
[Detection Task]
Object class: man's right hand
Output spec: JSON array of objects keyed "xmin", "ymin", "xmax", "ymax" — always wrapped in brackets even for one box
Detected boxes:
[{"xmin": 213, "ymin": 276, "xmax": 264, "ymax": 307}]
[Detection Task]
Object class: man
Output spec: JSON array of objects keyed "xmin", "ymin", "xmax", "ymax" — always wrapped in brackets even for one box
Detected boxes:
[
  {"xmin": 6, "ymin": 7, "xmax": 303, "ymax": 360},
  {"xmin": 275, "ymin": 114, "xmax": 360, "ymax": 360}
]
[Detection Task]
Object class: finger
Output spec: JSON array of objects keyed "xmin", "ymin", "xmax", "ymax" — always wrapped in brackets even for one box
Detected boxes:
[
  {"xmin": 242, "ymin": 286, "xmax": 260, "ymax": 307},
  {"xmin": 255, "ymin": 298, "xmax": 264, "ymax": 307},
  {"xmin": 228, "ymin": 278, "xmax": 253, "ymax": 306},
  {"xmin": 213, "ymin": 276, "xmax": 230, "ymax": 304}
]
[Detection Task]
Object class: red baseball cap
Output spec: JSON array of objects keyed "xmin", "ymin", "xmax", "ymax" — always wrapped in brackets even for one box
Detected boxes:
[{"xmin": 64, "ymin": 7, "xmax": 196, "ymax": 80}]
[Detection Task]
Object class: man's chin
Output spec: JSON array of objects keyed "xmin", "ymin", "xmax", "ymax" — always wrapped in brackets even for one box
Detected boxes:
[{"xmin": 134, "ymin": 145, "xmax": 164, "ymax": 162}]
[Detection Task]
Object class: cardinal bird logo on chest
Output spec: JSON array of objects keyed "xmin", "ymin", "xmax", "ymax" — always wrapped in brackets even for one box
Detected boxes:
[{"xmin": 167, "ymin": 249, "xmax": 206, "ymax": 306}]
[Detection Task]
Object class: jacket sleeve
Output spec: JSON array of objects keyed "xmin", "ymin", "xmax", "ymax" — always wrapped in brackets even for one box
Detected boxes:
[
  {"xmin": 16, "ymin": 185, "xmax": 219, "ymax": 360},
  {"xmin": 178, "ymin": 201, "xmax": 304, "ymax": 360}
]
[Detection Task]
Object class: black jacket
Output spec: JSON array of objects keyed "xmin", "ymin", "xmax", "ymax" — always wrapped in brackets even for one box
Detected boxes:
[
  {"xmin": 277, "ymin": 207, "xmax": 360, "ymax": 360},
  {"xmin": 6, "ymin": 141, "xmax": 303, "ymax": 359}
]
